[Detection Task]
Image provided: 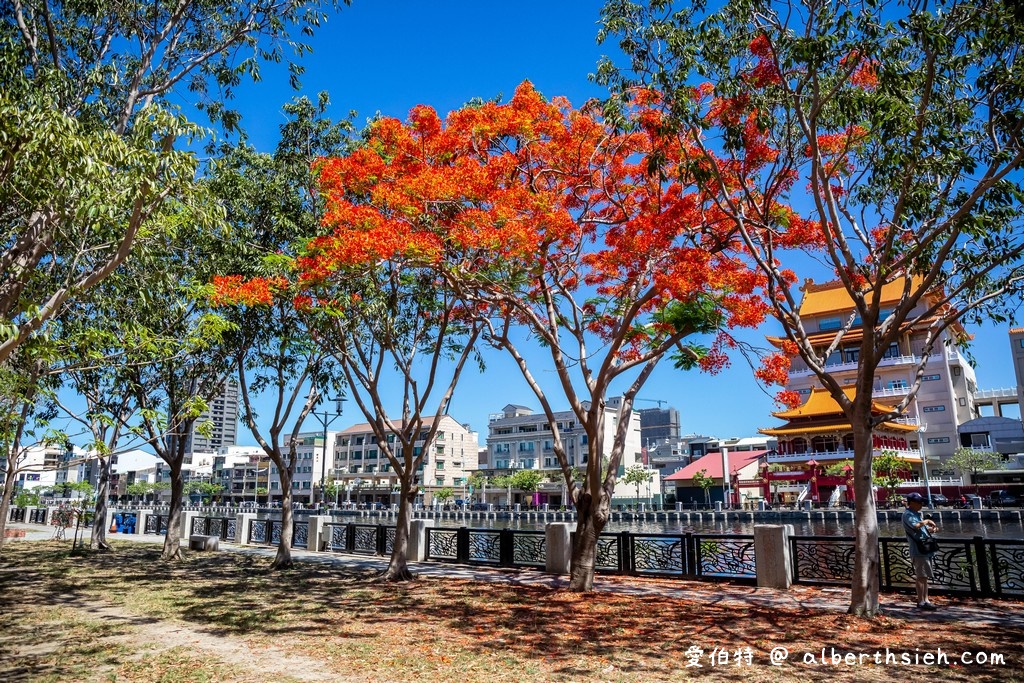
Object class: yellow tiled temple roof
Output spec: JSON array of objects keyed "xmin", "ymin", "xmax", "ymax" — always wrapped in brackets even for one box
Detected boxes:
[
  {"xmin": 798, "ymin": 277, "xmax": 922, "ymax": 317},
  {"xmin": 771, "ymin": 387, "xmax": 904, "ymax": 419}
]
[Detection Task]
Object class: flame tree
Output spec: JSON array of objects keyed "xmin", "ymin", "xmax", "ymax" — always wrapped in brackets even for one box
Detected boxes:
[
  {"xmin": 599, "ymin": 0, "xmax": 1024, "ymax": 614},
  {"xmin": 312, "ymin": 83, "xmax": 779, "ymax": 591}
]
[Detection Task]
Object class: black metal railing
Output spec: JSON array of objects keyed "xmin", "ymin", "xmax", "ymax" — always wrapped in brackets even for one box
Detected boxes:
[
  {"xmin": 425, "ymin": 527, "xmax": 546, "ymax": 569},
  {"xmin": 29, "ymin": 508, "xmax": 47, "ymax": 524},
  {"xmin": 791, "ymin": 535, "xmax": 1024, "ymax": 598},
  {"xmin": 590, "ymin": 531, "xmax": 757, "ymax": 581},
  {"xmin": 9, "ymin": 508, "xmax": 26, "ymax": 522},
  {"xmin": 143, "ymin": 514, "xmax": 167, "ymax": 535},
  {"xmin": 323, "ymin": 523, "xmax": 394, "ymax": 556}
]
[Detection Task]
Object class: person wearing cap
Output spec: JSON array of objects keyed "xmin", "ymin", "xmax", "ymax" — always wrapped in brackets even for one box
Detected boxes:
[{"xmin": 903, "ymin": 492, "xmax": 939, "ymax": 610}]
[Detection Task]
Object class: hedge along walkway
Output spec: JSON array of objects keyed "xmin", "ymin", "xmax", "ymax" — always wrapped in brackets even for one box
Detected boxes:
[{"xmin": 2, "ymin": 530, "xmax": 1024, "ymax": 682}]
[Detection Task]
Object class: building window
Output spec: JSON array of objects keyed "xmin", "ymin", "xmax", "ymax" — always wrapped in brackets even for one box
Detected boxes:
[
  {"xmin": 843, "ymin": 348, "xmax": 859, "ymax": 363},
  {"xmin": 923, "ymin": 374, "xmax": 941, "ymax": 381},
  {"xmin": 518, "ymin": 442, "xmax": 535, "ymax": 452},
  {"xmin": 819, "ymin": 318, "xmax": 841, "ymax": 331},
  {"xmin": 436, "ymin": 461, "xmax": 445, "ymax": 470},
  {"xmin": 436, "ymin": 478, "xmax": 445, "ymax": 486},
  {"xmin": 887, "ymin": 379, "xmax": 908, "ymax": 390},
  {"xmin": 959, "ymin": 398, "xmax": 967, "ymax": 406},
  {"xmin": 882, "ymin": 343, "xmax": 900, "ymax": 359},
  {"xmin": 927, "ymin": 437, "xmax": 951, "ymax": 444},
  {"xmin": 922, "ymin": 405, "xmax": 946, "ymax": 413}
]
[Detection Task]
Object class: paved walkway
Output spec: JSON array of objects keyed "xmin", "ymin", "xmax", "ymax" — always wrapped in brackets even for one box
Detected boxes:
[{"xmin": 6, "ymin": 522, "xmax": 1024, "ymax": 628}]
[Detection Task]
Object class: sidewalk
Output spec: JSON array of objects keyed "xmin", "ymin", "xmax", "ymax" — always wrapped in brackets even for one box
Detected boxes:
[{"xmin": 7, "ymin": 522, "xmax": 1024, "ymax": 628}]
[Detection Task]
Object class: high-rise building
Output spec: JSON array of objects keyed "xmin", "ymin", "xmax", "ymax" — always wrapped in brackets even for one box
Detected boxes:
[
  {"xmin": 638, "ymin": 406, "xmax": 680, "ymax": 447},
  {"xmin": 185, "ymin": 381, "xmax": 239, "ymax": 456}
]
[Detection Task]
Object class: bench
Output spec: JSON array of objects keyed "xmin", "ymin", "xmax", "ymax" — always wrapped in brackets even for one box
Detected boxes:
[{"xmin": 189, "ymin": 534, "xmax": 220, "ymax": 551}]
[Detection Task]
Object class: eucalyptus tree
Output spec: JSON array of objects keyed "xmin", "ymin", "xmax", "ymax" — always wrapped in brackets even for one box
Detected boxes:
[
  {"xmin": 209, "ymin": 94, "xmax": 350, "ymax": 570},
  {"xmin": 0, "ymin": 0, "xmax": 349, "ymax": 364},
  {"xmin": 599, "ymin": 0, "xmax": 1024, "ymax": 615}
]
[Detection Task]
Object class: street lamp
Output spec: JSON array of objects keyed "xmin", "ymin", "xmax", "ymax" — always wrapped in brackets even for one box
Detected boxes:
[
  {"xmin": 918, "ymin": 424, "xmax": 933, "ymax": 507},
  {"xmin": 311, "ymin": 393, "xmax": 345, "ymax": 511}
]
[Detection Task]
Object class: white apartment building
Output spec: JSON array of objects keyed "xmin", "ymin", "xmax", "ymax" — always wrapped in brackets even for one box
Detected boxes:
[
  {"xmin": 327, "ymin": 417, "xmax": 478, "ymax": 507},
  {"xmin": 4, "ymin": 442, "xmax": 66, "ymax": 494},
  {"xmin": 484, "ymin": 398, "xmax": 659, "ymax": 507}
]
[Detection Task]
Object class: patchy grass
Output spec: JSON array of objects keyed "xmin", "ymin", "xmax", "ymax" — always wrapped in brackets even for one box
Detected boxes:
[{"xmin": 1, "ymin": 541, "xmax": 1022, "ymax": 682}]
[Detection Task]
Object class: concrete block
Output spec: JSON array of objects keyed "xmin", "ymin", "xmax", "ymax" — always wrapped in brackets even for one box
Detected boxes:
[
  {"xmin": 754, "ymin": 524, "xmax": 793, "ymax": 589},
  {"xmin": 545, "ymin": 522, "xmax": 574, "ymax": 575},
  {"xmin": 408, "ymin": 519, "xmax": 435, "ymax": 561},
  {"xmin": 189, "ymin": 534, "xmax": 220, "ymax": 551}
]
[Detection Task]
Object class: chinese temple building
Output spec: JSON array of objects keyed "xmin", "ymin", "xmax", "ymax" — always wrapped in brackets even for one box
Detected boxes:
[{"xmin": 757, "ymin": 387, "xmax": 922, "ymax": 505}]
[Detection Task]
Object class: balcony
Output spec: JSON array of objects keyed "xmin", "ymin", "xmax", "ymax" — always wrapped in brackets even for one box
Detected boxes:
[{"xmin": 767, "ymin": 448, "xmax": 922, "ymax": 463}]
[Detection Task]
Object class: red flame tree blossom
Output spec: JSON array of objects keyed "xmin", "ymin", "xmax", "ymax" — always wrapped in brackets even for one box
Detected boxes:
[{"xmin": 313, "ymin": 81, "xmax": 786, "ymax": 591}]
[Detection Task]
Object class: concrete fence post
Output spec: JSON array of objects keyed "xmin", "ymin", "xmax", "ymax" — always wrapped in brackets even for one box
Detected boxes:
[
  {"xmin": 137, "ymin": 509, "xmax": 154, "ymax": 534},
  {"xmin": 754, "ymin": 524, "xmax": 793, "ymax": 589},
  {"xmin": 408, "ymin": 519, "xmax": 435, "ymax": 561},
  {"xmin": 237, "ymin": 513, "xmax": 256, "ymax": 545},
  {"xmin": 545, "ymin": 522, "xmax": 574, "ymax": 575},
  {"xmin": 309, "ymin": 515, "xmax": 331, "ymax": 552},
  {"xmin": 181, "ymin": 511, "xmax": 199, "ymax": 539}
]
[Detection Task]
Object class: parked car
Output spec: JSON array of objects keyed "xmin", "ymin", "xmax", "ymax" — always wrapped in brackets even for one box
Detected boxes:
[
  {"xmin": 928, "ymin": 493, "xmax": 949, "ymax": 507},
  {"xmin": 989, "ymin": 490, "xmax": 1018, "ymax": 507}
]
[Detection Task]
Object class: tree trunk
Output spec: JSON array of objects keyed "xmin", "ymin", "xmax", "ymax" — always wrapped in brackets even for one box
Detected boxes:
[
  {"xmin": 378, "ymin": 485, "xmax": 414, "ymax": 582},
  {"xmin": 568, "ymin": 491, "xmax": 608, "ymax": 591},
  {"xmin": 91, "ymin": 457, "xmax": 112, "ymax": 550},
  {"xmin": 272, "ymin": 497, "xmax": 294, "ymax": 570},
  {"xmin": 0, "ymin": 475, "xmax": 16, "ymax": 554},
  {"xmin": 848, "ymin": 418, "xmax": 880, "ymax": 616},
  {"xmin": 161, "ymin": 474, "xmax": 185, "ymax": 561}
]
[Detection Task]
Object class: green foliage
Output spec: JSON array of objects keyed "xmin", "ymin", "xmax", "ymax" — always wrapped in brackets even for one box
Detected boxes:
[
  {"xmin": 691, "ymin": 468, "xmax": 715, "ymax": 505},
  {"xmin": 872, "ymin": 450, "xmax": 912, "ymax": 501},
  {"xmin": 824, "ymin": 460, "xmax": 855, "ymax": 476},
  {"xmin": 623, "ymin": 464, "xmax": 654, "ymax": 500},
  {"xmin": 435, "ymin": 487, "xmax": 455, "ymax": 504},
  {"xmin": 947, "ymin": 447, "xmax": 1005, "ymax": 485},
  {"xmin": 509, "ymin": 469, "xmax": 545, "ymax": 494}
]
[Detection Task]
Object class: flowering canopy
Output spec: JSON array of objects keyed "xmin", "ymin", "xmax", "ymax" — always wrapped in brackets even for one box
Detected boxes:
[{"xmin": 308, "ymin": 82, "xmax": 780, "ymax": 377}]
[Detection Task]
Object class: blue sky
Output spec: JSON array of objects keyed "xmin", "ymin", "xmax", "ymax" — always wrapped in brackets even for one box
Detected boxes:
[{"xmin": 200, "ymin": 1, "xmax": 1020, "ymax": 443}]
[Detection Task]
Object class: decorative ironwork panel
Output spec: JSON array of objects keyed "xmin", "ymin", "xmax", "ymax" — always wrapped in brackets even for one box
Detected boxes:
[
  {"xmin": 882, "ymin": 539, "xmax": 976, "ymax": 593},
  {"xmin": 329, "ymin": 524, "xmax": 347, "ymax": 551},
  {"xmin": 696, "ymin": 535, "xmax": 756, "ymax": 578},
  {"xmin": 467, "ymin": 530, "xmax": 502, "ymax": 564},
  {"xmin": 792, "ymin": 537, "xmax": 856, "ymax": 584},
  {"xmin": 353, "ymin": 525, "xmax": 378, "ymax": 554},
  {"xmin": 512, "ymin": 532, "xmax": 546, "ymax": 567},
  {"xmin": 270, "ymin": 521, "xmax": 282, "ymax": 545},
  {"xmin": 632, "ymin": 535, "xmax": 685, "ymax": 575},
  {"xmin": 226, "ymin": 519, "xmax": 236, "ymax": 541},
  {"xmin": 594, "ymin": 536, "xmax": 621, "ymax": 571},
  {"xmin": 210, "ymin": 518, "xmax": 225, "ymax": 539},
  {"xmin": 385, "ymin": 527, "xmax": 395, "ymax": 555},
  {"xmin": 145, "ymin": 514, "xmax": 158, "ymax": 534},
  {"xmin": 991, "ymin": 542, "xmax": 1024, "ymax": 596},
  {"xmin": 428, "ymin": 529, "xmax": 459, "ymax": 560},
  {"xmin": 292, "ymin": 521, "xmax": 308, "ymax": 548},
  {"xmin": 191, "ymin": 517, "xmax": 208, "ymax": 535},
  {"xmin": 250, "ymin": 520, "xmax": 268, "ymax": 544}
]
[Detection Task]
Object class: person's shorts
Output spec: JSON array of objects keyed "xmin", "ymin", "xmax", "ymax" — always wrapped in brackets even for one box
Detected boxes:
[{"xmin": 912, "ymin": 555, "xmax": 934, "ymax": 579}]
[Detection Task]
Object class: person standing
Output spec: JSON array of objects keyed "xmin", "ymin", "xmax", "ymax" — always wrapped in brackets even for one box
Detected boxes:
[{"xmin": 903, "ymin": 492, "xmax": 939, "ymax": 610}]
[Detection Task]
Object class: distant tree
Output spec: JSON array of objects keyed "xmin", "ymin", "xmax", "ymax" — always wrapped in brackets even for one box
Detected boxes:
[
  {"xmin": 509, "ymin": 470, "xmax": 545, "ymax": 506},
  {"xmin": 623, "ymin": 464, "xmax": 654, "ymax": 505},
  {"xmin": 947, "ymin": 447, "xmax": 1005, "ymax": 492},
  {"xmin": 872, "ymin": 451, "xmax": 912, "ymax": 505},
  {"xmin": 692, "ymin": 469, "xmax": 715, "ymax": 507},
  {"xmin": 435, "ymin": 487, "xmax": 455, "ymax": 506}
]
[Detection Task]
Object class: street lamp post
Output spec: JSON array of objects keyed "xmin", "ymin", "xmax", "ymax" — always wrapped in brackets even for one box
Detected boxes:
[
  {"xmin": 919, "ymin": 425, "xmax": 933, "ymax": 507},
  {"xmin": 311, "ymin": 394, "xmax": 345, "ymax": 511},
  {"xmin": 506, "ymin": 461, "xmax": 519, "ymax": 509}
]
